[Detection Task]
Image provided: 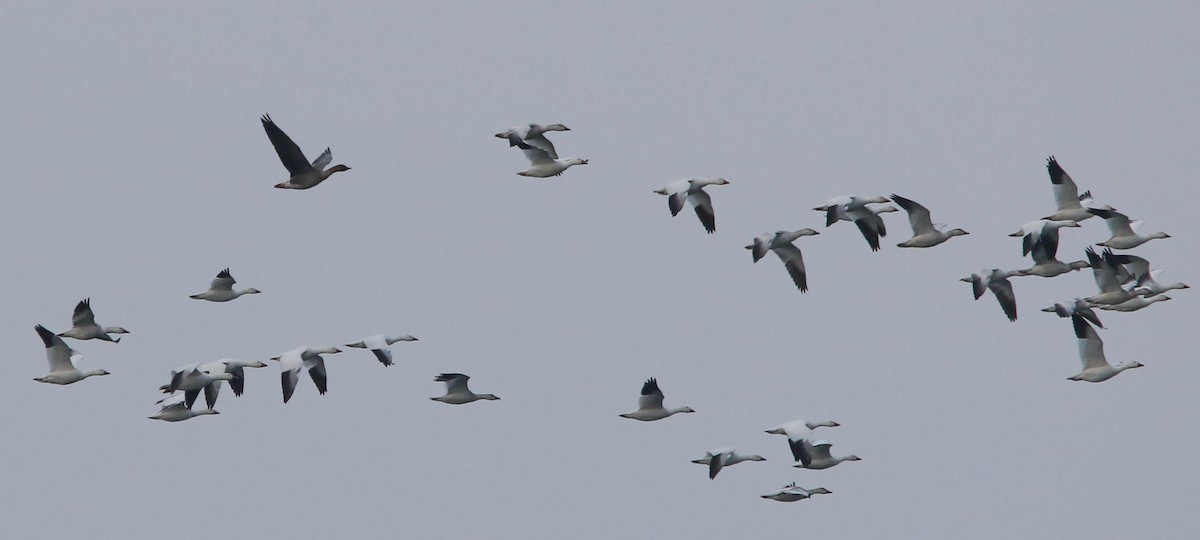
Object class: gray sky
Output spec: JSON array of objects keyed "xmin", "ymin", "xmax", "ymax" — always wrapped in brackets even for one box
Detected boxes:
[{"xmin": 3, "ymin": 2, "xmax": 1197, "ymax": 538}]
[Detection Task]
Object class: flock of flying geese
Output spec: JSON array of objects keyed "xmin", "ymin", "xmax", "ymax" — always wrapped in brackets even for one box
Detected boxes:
[{"xmin": 30, "ymin": 119, "xmax": 1186, "ymax": 503}]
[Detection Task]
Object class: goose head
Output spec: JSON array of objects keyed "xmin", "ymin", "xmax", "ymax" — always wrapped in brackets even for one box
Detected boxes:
[
  {"xmin": 542, "ymin": 123, "xmax": 570, "ymax": 132},
  {"xmin": 241, "ymin": 288, "xmax": 262, "ymax": 295},
  {"xmin": 945, "ymin": 229, "xmax": 970, "ymax": 237}
]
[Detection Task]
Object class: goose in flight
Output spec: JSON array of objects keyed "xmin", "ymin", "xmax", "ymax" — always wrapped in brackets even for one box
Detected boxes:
[
  {"xmin": 1009, "ymin": 219, "xmax": 1080, "ymax": 260},
  {"xmin": 430, "ymin": 373, "xmax": 499, "ymax": 404},
  {"xmin": 1041, "ymin": 298, "xmax": 1104, "ymax": 329},
  {"xmin": 509, "ymin": 137, "xmax": 587, "ymax": 178},
  {"xmin": 890, "ymin": 194, "xmax": 968, "ymax": 248},
  {"xmin": 1088, "ymin": 208, "xmax": 1171, "ymax": 249},
  {"xmin": 149, "ymin": 394, "xmax": 219, "ymax": 422},
  {"xmin": 159, "ymin": 363, "xmax": 236, "ymax": 410},
  {"xmin": 746, "ymin": 229, "xmax": 819, "ymax": 292},
  {"xmin": 791, "ymin": 440, "xmax": 861, "ymax": 470},
  {"xmin": 198, "ymin": 359, "xmax": 270, "ymax": 405},
  {"xmin": 1097, "ymin": 294, "xmax": 1171, "ymax": 312},
  {"xmin": 189, "ymin": 268, "xmax": 261, "ymax": 302},
  {"xmin": 495, "ymin": 123, "xmax": 570, "ymax": 159},
  {"xmin": 815, "ymin": 195, "xmax": 891, "ymax": 251},
  {"xmin": 262, "ymin": 114, "xmax": 350, "ymax": 189},
  {"xmin": 653, "ymin": 178, "xmax": 730, "ymax": 234},
  {"xmin": 765, "ymin": 419, "xmax": 840, "ymax": 462},
  {"xmin": 344, "ymin": 334, "xmax": 418, "ymax": 367},
  {"xmin": 619, "ymin": 378, "xmax": 695, "ymax": 421},
  {"xmin": 691, "ymin": 448, "xmax": 766, "ymax": 479},
  {"xmin": 761, "ymin": 482, "xmax": 832, "ymax": 502},
  {"xmin": 271, "ymin": 346, "xmax": 342, "ymax": 403},
  {"xmin": 1043, "ymin": 156, "xmax": 1110, "ymax": 221},
  {"xmin": 57, "ymin": 298, "xmax": 129, "ymax": 342},
  {"xmin": 32, "ymin": 325, "xmax": 109, "ymax": 385},
  {"xmin": 961, "ymin": 269, "xmax": 1020, "ymax": 322},
  {"xmin": 1133, "ymin": 269, "xmax": 1190, "ymax": 296},
  {"xmin": 1068, "ymin": 314, "xmax": 1143, "ymax": 382},
  {"xmin": 1083, "ymin": 248, "xmax": 1140, "ymax": 306},
  {"xmin": 1012, "ymin": 242, "xmax": 1090, "ymax": 278}
]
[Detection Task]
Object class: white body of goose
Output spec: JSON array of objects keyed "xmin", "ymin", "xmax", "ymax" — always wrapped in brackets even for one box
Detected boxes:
[
  {"xmin": 619, "ymin": 378, "xmax": 694, "ymax": 421},
  {"xmin": 1013, "ymin": 242, "xmax": 1090, "ymax": 278},
  {"xmin": 495, "ymin": 123, "xmax": 569, "ymax": 159},
  {"xmin": 765, "ymin": 419, "xmax": 840, "ymax": 462},
  {"xmin": 262, "ymin": 114, "xmax": 350, "ymax": 190},
  {"xmin": 747, "ymin": 229, "xmax": 819, "ymax": 292},
  {"xmin": 345, "ymin": 334, "xmax": 418, "ymax": 367},
  {"xmin": 32, "ymin": 325, "xmax": 109, "ymax": 385},
  {"xmin": 57, "ymin": 298, "xmax": 128, "ymax": 342},
  {"xmin": 1041, "ymin": 298, "xmax": 1104, "ymax": 329},
  {"xmin": 272, "ymin": 346, "xmax": 342, "ymax": 403},
  {"xmin": 149, "ymin": 394, "xmax": 219, "ymax": 422},
  {"xmin": 190, "ymin": 268, "xmax": 261, "ymax": 302},
  {"xmin": 961, "ymin": 269, "xmax": 1020, "ymax": 322},
  {"xmin": 816, "ymin": 195, "xmax": 891, "ymax": 251},
  {"xmin": 761, "ymin": 483, "xmax": 832, "ymax": 502},
  {"xmin": 1009, "ymin": 219, "xmax": 1080, "ymax": 259},
  {"xmin": 691, "ymin": 447, "xmax": 766, "ymax": 479},
  {"xmin": 509, "ymin": 135, "xmax": 587, "ymax": 178},
  {"xmin": 198, "ymin": 358, "xmax": 269, "ymax": 405},
  {"xmin": 791, "ymin": 440, "xmax": 861, "ymax": 470},
  {"xmin": 1043, "ymin": 156, "xmax": 1109, "ymax": 221},
  {"xmin": 890, "ymin": 194, "xmax": 968, "ymax": 248},
  {"xmin": 1098, "ymin": 295, "xmax": 1171, "ymax": 312},
  {"xmin": 1068, "ymin": 314, "xmax": 1143, "ymax": 382},
  {"xmin": 1083, "ymin": 248, "xmax": 1139, "ymax": 306},
  {"xmin": 1134, "ymin": 269, "xmax": 1190, "ymax": 296},
  {"xmin": 159, "ymin": 363, "xmax": 236, "ymax": 410},
  {"xmin": 1088, "ymin": 208, "xmax": 1170, "ymax": 249},
  {"xmin": 653, "ymin": 178, "xmax": 730, "ymax": 234},
  {"xmin": 431, "ymin": 373, "xmax": 499, "ymax": 404}
]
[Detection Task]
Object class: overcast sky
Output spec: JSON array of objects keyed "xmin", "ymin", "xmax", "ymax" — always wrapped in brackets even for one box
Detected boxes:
[{"xmin": 3, "ymin": 2, "xmax": 1197, "ymax": 538}]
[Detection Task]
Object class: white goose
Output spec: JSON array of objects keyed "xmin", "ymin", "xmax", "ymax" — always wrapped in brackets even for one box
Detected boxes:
[
  {"xmin": 691, "ymin": 447, "xmax": 766, "ymax": 479},
  {"xmin": 791, "ymin": 440, "xmax": 861, "ymax": 470},
  {"xmin": 1134, "ymin": 269, "xmax": 1190, "ymax": 296},
  {"xmin": 198, "ymin": 359, "xmax": 270, "ymax": 404},
  {"xmin": 1043, "ymin": 156, "xmax": 1109, "ymax": 221},
  {"xmin": 1041, "ymin": 298, "xmax": 1104, "ymax": 329},
  {"xmin": 159, "ymin": 363, "xmax": 236, "ymax": 410},
  {"xmin": 1012, "ymin": 242, "xmax": 1090, "ymax": 278},
  {"xmin": 149, "ymin": 394, "xmax": 219, "ymax": 422},
  {"xmin": 32, "ymin": 325, "xmax": 109, "ymax": 385},
  {"xmin": 1098, "ymin": 295, "xmax": 1171, "ymax": 312},
  {"xmin": 747, "ymin": 229, "xmax": 820, "ymax": 292},
  {"xmin": 1088, "ymin": 208, "xmax": 1171, "ymax": 249},
  {"xmin": 619, "ymin": 378, "xmax": 694, "ymax": 421},
  {"xmin": 761, "ymin": 482, "xmax": 832, "ymax": 502},
  {"xmin": 1068, "ymin": 314, "xmax": 1143, "ymax": 382},
  {"xmin": 653, "ymin": 178, "xmax": 730, "ymax": 234},
  {"xmin": 345, "ymin": 334, "xmax": 418, "ymax": 367},
  {"xmin": 57, "ymin": 298, "xmax": 129, "ymax": 342},
  {"xmin": 495, "ymin": 123, "xmax": 569, "ymax": 159},
  {"xmin": 1008, "ymin": 219, "xmax": 1079, "ymax": 260},
  {"xmin": 961, "ymin": 269, "xmax": 1020, "ymax": 322},
  {"xmin": 271, "ymin": 346, "xmax": 342, "ymax": 404},
  {"xmin": 262, "ymin": 114, "xmax": 350, "ymax": 190},
  {"xmin": 430, "ymin": 373, "xmax": 499, "ymax": 404},
  {"xmin": 890, "ymin": 194, "xmax": 968, "ymax": 248},
  {"xmin": 815, "ymin": 195, "xmax": 891, "ymax": 251},
  {"xmin": 1083, "ymin": 248, "xmax": 1139, "ymax": 306},
  {"xmin": 189, "ymin": 268, "xmax": 261, "ymax": 302},
  {"xmin": 765, "ymin": 419, "xmax": 840, "ymax": 462},
  {"xmin": 510, "ymin": 137, "xmax": 587, "ymax": 178}
]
